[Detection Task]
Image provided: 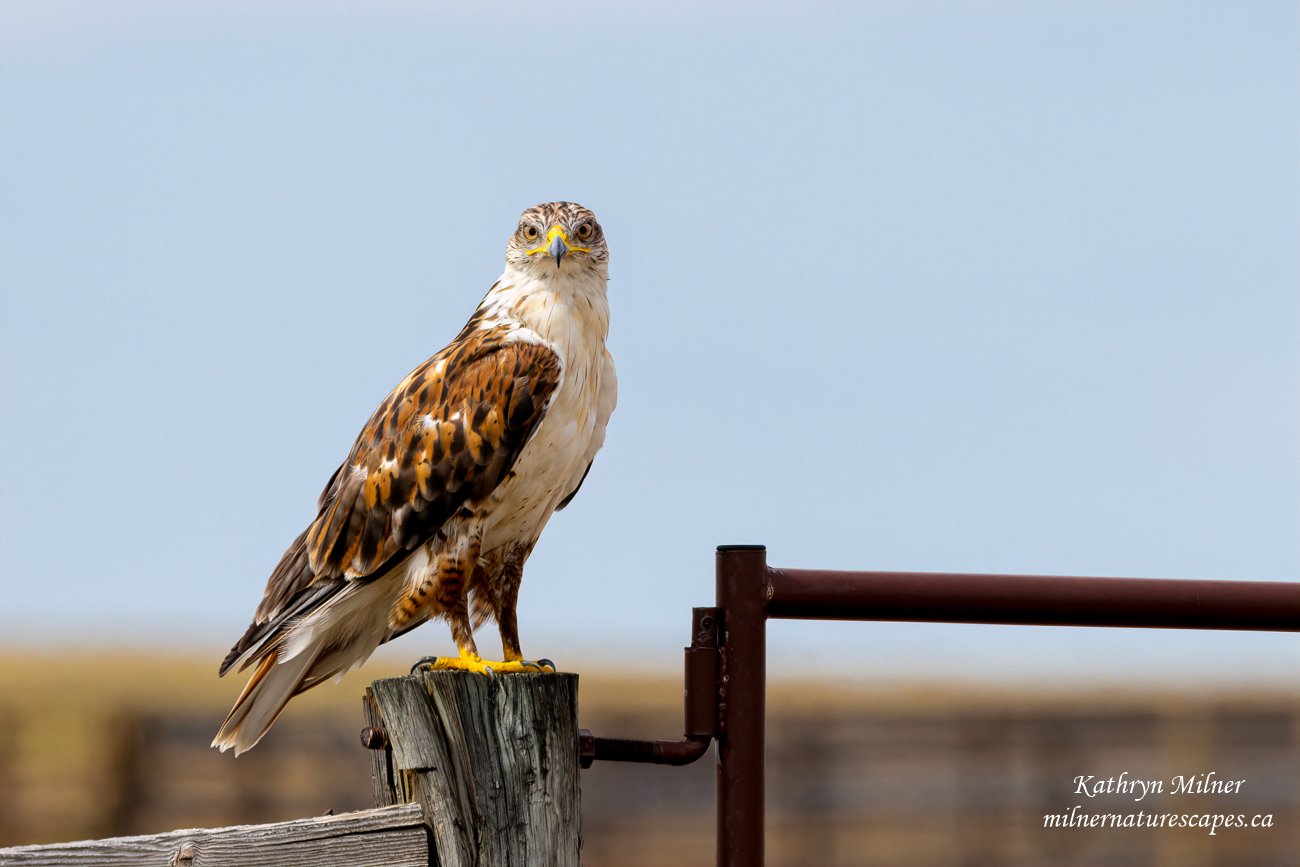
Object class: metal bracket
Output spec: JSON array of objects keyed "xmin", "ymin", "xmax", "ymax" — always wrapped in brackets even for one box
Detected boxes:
[{"xmin": 578, "ymin": 606, "xmax": 719, "ymax": 768}]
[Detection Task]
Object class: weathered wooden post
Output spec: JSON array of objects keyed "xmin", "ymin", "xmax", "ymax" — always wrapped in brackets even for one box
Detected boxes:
[{"xmin": 363, "ymin": 670, "xmax": 580, "ymax": 867}]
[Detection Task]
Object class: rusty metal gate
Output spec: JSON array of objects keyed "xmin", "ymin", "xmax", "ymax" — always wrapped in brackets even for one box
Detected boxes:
[{"xmin": 579, "ymin": 545, "xmax": 1300, "ymax": 867}]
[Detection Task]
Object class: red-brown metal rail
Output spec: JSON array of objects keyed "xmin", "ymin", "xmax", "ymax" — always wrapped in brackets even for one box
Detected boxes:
[{"xmin": 581, "ymin": 545, "xmax": 1300, "ymax": 867}]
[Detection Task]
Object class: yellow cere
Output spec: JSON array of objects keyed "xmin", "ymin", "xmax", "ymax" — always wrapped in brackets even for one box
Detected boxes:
[{"xmin": 526, "ymin": 225, "xmax": 591, "ymax": 256}]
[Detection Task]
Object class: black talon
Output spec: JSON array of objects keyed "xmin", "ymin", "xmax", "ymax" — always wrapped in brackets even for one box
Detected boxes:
[
  {"xmin": 411, "ymin": 655, "xmax": 441, "ymax": 674},
  {"xmin": 536, "ymin": 658, "xmax": 556, "ymax": 672}
]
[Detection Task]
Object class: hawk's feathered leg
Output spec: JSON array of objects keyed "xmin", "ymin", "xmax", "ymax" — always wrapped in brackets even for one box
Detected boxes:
[
  {"xmin": 403, "ymin": 531, "xmax": 547, "ymax": 674},
  {"xmin": 486, "ymin": 543, "xmax": 532, "ymax": 662}
]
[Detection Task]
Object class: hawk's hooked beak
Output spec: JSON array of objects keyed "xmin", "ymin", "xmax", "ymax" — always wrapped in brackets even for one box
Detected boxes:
[
  {"xmin": 548, "ymin": 232, "xmax": 568, "ymax": 268},
  {"xmin": 526, "ymin": 226, "xmax": 590, "ymax": 267}
]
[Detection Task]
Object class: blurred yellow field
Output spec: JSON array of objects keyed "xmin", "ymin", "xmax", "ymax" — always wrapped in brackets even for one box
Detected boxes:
[{"xmin": 2, "ymin": 647, "xmax": 1295, "ymax": 866}]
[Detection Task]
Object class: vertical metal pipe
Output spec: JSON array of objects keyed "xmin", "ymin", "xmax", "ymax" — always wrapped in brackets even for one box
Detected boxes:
[{"xmin": 715, "ymin": 545, "xmax": 769, "ymax": 867}]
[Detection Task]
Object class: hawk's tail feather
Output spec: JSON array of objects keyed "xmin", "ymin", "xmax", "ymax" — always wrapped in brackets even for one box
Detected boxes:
[
  {"xmin": 219, "ymin": 580, "xmax": 344, "ymax": 677},
  {"xmin": 211, "ymin": 646, "xmax": 323, "ymax": 756}
]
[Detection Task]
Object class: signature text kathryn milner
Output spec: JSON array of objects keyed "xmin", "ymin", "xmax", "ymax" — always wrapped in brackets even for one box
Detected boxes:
[{"xmin": 1073, "ymin": 772, "xmax": 1243, "ymax": 803}]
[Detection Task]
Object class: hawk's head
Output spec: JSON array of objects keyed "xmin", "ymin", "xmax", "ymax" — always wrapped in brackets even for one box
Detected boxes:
[{"xmin": 505, "ymin": 202, "xmax": 608, "ymax": 274}]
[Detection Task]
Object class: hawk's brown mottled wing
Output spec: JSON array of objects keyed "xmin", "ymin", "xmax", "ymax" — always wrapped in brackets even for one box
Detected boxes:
[{"xmin": 219, "ymin": 335, "xmax": 560, "ymax": 675}]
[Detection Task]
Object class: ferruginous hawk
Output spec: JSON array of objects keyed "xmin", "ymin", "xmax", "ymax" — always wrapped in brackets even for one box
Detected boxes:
[{"xmin": 213, "ymin": 202, "xmax": 616, "ymax": 754}]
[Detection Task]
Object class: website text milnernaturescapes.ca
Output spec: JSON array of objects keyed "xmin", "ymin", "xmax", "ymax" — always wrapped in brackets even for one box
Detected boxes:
[{"xmin": 1043, "ymin": 773, "xmax": 1274, "ymax": 836}]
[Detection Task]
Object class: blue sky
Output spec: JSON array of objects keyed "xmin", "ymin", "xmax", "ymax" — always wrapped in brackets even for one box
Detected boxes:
[{"xmin": 1, "ymin": 1, "xmax": 1296, "ymax": 684}]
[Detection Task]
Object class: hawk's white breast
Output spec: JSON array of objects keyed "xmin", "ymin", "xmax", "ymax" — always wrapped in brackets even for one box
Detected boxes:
[{"xmin": 478, "ymin": 266, "xmax": 616, "ymax": 554}]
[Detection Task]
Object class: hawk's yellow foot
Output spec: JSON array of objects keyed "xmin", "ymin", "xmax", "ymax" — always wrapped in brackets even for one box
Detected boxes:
[{"xmin": 411, "ymin": 650, "xmax": 555, "ymax": 675}]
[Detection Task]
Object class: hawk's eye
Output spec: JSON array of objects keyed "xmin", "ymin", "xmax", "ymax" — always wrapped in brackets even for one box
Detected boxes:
[
  {"xmin": 523, "ymin": 225, "xmax": 540, "ymax": 240},
  {"xmin": 575, "ymin": 223, "xmax": 593, "ymax": 240}
]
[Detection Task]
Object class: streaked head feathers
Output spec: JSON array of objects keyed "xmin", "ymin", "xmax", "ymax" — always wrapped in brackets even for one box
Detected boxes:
[{"xmin": 506, "ymin": 201, "xmax": 608, "ymax": 272}]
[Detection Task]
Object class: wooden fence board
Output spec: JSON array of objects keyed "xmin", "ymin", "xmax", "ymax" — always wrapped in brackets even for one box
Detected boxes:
[{"xmin": 0, "ymin": 802, "xmax": 427, "ymax": 867}]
